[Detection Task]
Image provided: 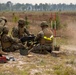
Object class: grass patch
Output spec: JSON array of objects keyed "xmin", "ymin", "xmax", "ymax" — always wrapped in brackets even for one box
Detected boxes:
[{"xmin": 53, "ymin": 65, "xmax": 76, "ymax": 75}]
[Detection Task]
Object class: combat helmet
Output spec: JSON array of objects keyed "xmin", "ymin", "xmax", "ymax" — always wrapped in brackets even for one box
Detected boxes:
[
  {"xmin": 0, "ymin": 17, "xmax": 7, "ymax": 23},
  {"xmin": 18, "ymin": 18, "xmax": 25, "ymax": 25},
  {"xmin": 40, "ymin": 21, "xmax": 48, "ymax": 27}
]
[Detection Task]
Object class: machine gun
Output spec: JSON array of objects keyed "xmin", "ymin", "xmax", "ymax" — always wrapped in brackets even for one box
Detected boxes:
[
  {"xmin": 20, "ymin": 34, "xmax": 36, "ymax": 47},
  {"xmin": 20, "ymin": 34, "xmax": 35, "ymax": 42}
]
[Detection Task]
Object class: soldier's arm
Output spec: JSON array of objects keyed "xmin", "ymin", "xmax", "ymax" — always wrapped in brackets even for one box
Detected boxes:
[
  {"xmin": 35, "ymin": 31, "xmax": 43, "ymax": 42},
  {"xmin": 24, "ymin": 28, "xmax": 30, "ymax": 36},
  {"xmin": 7, "ymin": 36, "xmax": 18, "ymax": 44},
  {"xmin": 11, "ymin": 27, "xmax": 19, "ymax": 38}
]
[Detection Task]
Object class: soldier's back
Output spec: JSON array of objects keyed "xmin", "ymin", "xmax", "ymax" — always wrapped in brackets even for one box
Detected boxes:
[{"xmin": 12, "ymin": 26, "xmax": 19, "ymax": 38}]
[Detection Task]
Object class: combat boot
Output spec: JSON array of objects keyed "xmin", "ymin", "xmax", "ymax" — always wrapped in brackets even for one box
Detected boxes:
[{"xmin": 0, "ymin": 50, "xmax": 8, "ymax": 55}]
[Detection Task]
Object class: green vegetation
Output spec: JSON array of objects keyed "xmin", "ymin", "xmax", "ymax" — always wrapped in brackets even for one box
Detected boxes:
[
  {"xmin": 55, "ymin": 12, "xmax": 61, "ymax": 30},
  {"xmin": 53, "ymin": 65, "xmax": 76, "ymax": 75},
  {"xmin": 12, "ymin": 13, "xmax": 19, "ymax": 23},
  {"xmin": 25, "ymin": 16, "xmax": 29, "ymax": 28}
]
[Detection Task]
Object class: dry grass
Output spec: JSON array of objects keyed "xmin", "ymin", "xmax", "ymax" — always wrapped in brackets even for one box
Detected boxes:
[
  {"xmin": 0, "ymin": 11, "xmax": 76, "ymax": 75},
  {"xmin": 0, "ymin": 50, "xmax": 76, "ymax": 75}
]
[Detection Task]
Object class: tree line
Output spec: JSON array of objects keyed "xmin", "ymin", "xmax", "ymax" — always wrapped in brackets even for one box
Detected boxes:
[{"xmin": 0, "ymin": 1, "xmax": 76, "ymax": 11}]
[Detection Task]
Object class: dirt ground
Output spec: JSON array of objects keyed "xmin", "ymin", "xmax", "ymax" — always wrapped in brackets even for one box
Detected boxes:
[
  {"xmin": 0, "ymin": 47, "xmax": 76, "ymax": 75},
  {"xmin": 0, "ymin": 12, "xmax": 76, "ymax": 75}
]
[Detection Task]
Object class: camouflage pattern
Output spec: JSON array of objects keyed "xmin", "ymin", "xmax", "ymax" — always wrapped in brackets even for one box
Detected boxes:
[
  {"xmin": 1, "ymin": 26, "xmax": 25, "ymax": 52},
  {"xmin": 0, "ymin": 17, "xmax": 7, "ymax": 26},
  {"xmin": 18, "ymin": 18, "xmax": 25, "ymax": 25},
  {"xmin": 32, "ymin": 44, "xmax": 53, "ymax": 53},
  {"xmin": 0, "ymin": 17, "xmax": 7, "ymax": 48},
  {"xmin": 34, "ymin": 21, "xmax": 53, "ymax": 52},
  {"xmin": 12, "ymin": 19, "xmax": 30, "ymax": 39},
  {"xmin": 40, "ymin": 21, "xmax": 48, "ymax": 27},
  {"xmin": 12, "ymin": 26, "xmax": 30, "ymax": 38},
  {"xmin": 0, "ymin": 17, "xmax": 7, "ymax": 34}
]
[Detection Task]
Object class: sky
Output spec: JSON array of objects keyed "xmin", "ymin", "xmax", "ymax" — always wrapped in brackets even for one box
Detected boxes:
[{"xmin": 0, "ymin": 0, "xmax": 76, "ymax": 4}]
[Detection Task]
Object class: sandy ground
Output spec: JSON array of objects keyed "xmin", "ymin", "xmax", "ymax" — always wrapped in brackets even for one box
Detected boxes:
[
  {"xmin": 0, "ymin": 44, "xmax": 76, "ymax": 75},
  {"xmin": 0, "ymin": 12, "xmax": 76, "ymax": 75}
]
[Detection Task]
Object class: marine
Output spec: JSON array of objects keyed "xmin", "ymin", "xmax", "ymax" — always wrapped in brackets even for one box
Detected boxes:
[
  {"xmin": 1, "ymin": 26, "xmax": 25, "ymax": 52},
  {"xmin": 12, "ymin": 18, "xmax": 30, "ymax": 39},
  {"xmin": 31, "ymin": 21, "xmax": 54, "ymax": 53}
]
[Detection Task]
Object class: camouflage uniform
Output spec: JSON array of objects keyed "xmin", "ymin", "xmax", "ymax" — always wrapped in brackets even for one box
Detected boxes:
[
  {"xmin": 0, "ymin": 17, "xmax": 7, "ymax": 38},
  {"xmin": 12, "ymin": 18, "xmax": 30, "ymax": 39},
  {"xmin": 33, "ymin": 21, "xmax": 53, "ymax": 53},
  {"xmin": 0, "ymin": 17, "xmax": 7, "ymax": 26},
  {"xmin": 0, "ymin": 17, "xmax": 9, "ymax": 54},
  {"xmin": 1, "ymin": 26, "xmax": 25, "ymax": 52},
  {"xmin": 0, "ymin": 17, "xmax": 7, "ymax": 50}
]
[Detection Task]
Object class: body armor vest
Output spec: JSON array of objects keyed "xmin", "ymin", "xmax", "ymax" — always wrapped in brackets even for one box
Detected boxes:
[
  {"xmin": 40, "ymin": 28, "xmax": 53, "ymax": 44},
  {"xmin": 19, "ymin": 27, "xmax": 25, "ymax": 38},
  {"xmin": 1, "ymin": 35, "xmax": 11, "ymax": 49}
]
